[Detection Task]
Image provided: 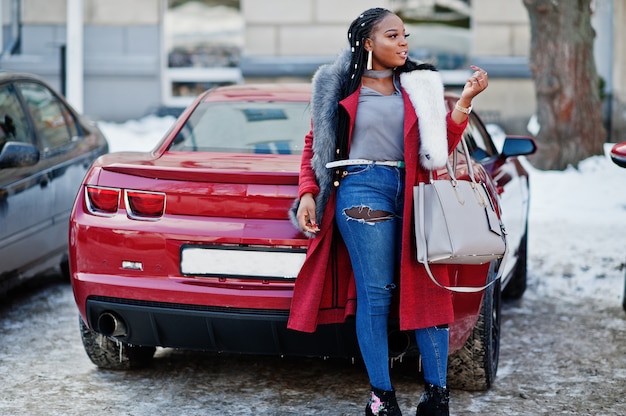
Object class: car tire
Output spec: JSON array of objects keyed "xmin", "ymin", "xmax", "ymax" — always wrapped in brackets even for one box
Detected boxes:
[
  {"xmin": 79, "ymin": 316, "xmax": 155, "ymax": 370},
  {"xmin": 447, "ymin": 263, "xmax": 501, "ymax": 391},
  {"xmin": 502, "ymin": 227, "xmax": 528, "ymax": 300},
  {"xmin": 59, "ymin": 256, "xmax": 70, "ymax": 281}
]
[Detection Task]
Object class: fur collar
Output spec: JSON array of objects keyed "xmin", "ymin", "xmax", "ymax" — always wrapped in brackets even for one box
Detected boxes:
[
  {"xmin": 310, "ymin": 49, "xmax": 449, "ymax": 175},
  {"xmin": 399, "ymin": 70, "xmax": 449, "ymax": 170}
]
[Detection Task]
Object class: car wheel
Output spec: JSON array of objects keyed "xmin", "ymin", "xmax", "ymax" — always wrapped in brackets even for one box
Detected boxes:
[
  {"xmin": 59, "ymin": 256, "xmax": 70, "ymax": 281},
  {"xmin": 502, "ymin": 227, "xmax": 528, "ymax": 300},
  {"xmin": 79, "ymin": 316, "xmax": 155, "ymax": 370},
  {"xmin": 447, "ymin": 263, "xmax": 501, "ymax": 391}
]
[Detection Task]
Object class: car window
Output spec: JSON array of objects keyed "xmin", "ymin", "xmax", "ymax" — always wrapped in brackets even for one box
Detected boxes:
[
  {"xmin": 16, "ymin": 81, "xmax": 77, "ymax": 154},
  {"xmin": 461, "ymin": 115, "xmax": 498, "ymax": 161},
  {"xmin": 168, "ymin": 102, "xmax": 311, "ymax": 154},
  {"xmin": 0, "ymin": 84, "xmax": 32, "ymax": 148}
]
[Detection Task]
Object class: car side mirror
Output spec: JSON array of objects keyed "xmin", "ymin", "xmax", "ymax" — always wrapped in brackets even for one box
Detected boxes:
[
  {"xmin": 501, "ymin": 136, "xmax": 537, "ymax": 158},
  {"xmin": 610, "ymin": 142, "xmax": 626, "ymax": 168},
  {"xmin": 0, "ymin": 141, "xmax": 40, "ymax": 169}
]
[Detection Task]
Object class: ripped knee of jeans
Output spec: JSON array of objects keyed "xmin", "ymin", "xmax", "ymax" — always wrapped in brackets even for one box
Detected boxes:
[{"xmin": 343, "ymin": 205, "xmax": 393, "ymax": 224}]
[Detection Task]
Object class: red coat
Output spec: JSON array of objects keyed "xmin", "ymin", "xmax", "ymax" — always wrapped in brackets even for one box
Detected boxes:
[{"xmin": 287, "ymin": 87, "xmax": 467, "ymax": 333}]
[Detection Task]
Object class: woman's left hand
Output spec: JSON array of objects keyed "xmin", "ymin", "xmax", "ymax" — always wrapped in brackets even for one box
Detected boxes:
[{"xmin": 461, "ymin": 65, "xmax": 489, "ymax": 102}]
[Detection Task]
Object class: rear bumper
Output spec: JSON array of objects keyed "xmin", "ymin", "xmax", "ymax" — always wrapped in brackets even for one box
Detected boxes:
[
  {"xmin": 71, "ymin": 266, "xmax": 484, "ymax": 356},
  {"xmin": 85, "ymin": 296, "xmax": 362, "ymax": 358}
]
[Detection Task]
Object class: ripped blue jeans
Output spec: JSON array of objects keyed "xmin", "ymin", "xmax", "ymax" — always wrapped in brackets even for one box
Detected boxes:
[{"xmin": 335, "ymin": 164, "xmax": 448, "ymax": 391}]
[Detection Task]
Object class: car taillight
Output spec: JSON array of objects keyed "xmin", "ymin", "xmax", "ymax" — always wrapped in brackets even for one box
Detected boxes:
[
  {"xmin": 125, "ymin": 190, "xmax": 166, "ymax": 220},
  {"xmin": 85, "ymin": 186, "xmax": 120, "ymax": 216}
]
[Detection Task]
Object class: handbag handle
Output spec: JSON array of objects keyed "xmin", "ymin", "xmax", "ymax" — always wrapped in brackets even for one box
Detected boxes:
[
  {"xmin": 430, "ymin": 137, "xmax": 477, "ymax": 187},
  {"xmin": 443, "ymin": 136, "xmax": 477, "ymax": 184}
]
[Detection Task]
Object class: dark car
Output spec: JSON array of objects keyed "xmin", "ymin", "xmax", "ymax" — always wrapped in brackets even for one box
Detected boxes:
[
  {"xmin": 610, "ymin": 141, "xmax": 626, "ymax": 311},
  {"xmin": 69, "ymin": 83, "xmax": 536, "ymax": 391},
  {"xmin": 0, "ymin": 73, "xmax": 108, "ymax": 294}
]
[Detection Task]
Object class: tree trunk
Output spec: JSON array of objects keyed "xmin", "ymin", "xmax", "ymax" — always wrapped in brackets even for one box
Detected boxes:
[{"xmin": 523, "ymin": 0, "xmax": 606, "ymax": 170}]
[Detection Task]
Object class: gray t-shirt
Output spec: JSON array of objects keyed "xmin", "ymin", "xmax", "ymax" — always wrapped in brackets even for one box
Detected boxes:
[{"xmin": 348, "ymin": 81, "xmax": 405, "ymax": 161}]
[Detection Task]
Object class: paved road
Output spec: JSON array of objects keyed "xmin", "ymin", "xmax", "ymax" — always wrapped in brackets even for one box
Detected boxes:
[{"xmin": 1, "ymin": 279, "xmax": 625, "ymax": 416}]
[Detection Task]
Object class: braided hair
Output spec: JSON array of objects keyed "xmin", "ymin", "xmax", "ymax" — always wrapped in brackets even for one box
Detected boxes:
[
  {"xmin": 334, "ymin": 8, "xmax": 434, "ymax": 169},
  {"xmin": 334, "ymin": 8, "xmax": 390, "ymax": 163}
]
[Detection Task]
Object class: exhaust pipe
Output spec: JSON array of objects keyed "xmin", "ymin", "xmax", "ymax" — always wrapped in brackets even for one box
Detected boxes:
[{"xmin": 97, "ymin": 312, "xmax": 127, "ymax": 337}]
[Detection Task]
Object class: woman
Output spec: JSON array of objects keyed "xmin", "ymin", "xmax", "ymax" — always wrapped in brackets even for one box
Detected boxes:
[{"xmin": 288, "ymin": 8, "xmax": 488, "ymax": 416}]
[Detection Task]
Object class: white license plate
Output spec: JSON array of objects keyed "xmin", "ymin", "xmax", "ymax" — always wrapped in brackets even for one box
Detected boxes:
[{"xmin": 180, "ymin": 246, "xmax": 306, "ymax": 279}]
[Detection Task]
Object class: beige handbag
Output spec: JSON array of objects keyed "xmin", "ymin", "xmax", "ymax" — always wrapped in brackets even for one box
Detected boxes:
[{"xmin": 413, "ymin": 137, "xmax": 507, "ymax": 292}]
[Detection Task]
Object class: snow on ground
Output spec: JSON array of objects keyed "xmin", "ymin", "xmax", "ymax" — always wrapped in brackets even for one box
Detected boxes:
[
  {"xmin": 98, "ymin": 116, "xmax": 626, "ymax": 307},
  {"xmin": 523, "ymin": 149, "xmax": 626, "ymax": 306},
  {"xmin": 99, "ymin": 115, "xmax": 177, "ymax": 153}
]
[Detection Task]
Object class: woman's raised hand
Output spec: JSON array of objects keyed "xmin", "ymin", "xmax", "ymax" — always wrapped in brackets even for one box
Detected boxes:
[{"xmin": 461, "ymin": 65, "xmax": 489, "ymax": 102}]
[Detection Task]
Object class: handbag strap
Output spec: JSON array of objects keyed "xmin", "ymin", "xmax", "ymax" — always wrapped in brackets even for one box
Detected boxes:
[{"xmin": 419, "ymin": 254, "xmax": 504, "ymax": 293}]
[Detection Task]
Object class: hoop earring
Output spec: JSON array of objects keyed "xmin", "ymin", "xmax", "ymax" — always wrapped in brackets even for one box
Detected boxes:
[{"xmin": 366, "ymin": 50, "xmax": 373, "ymax": 70}]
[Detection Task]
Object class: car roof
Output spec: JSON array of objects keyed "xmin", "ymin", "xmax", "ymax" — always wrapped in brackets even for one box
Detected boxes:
[
  {"xmin": 200, "ymin": 83, "xmax": 312, "ymax": 103},
  {"xmin": 0, "ymin": 71, "xmax": 48, "ymax": 84},
  {"xmin": 201, "ymin": 82, "xmax": 461, "ymax": 102}
]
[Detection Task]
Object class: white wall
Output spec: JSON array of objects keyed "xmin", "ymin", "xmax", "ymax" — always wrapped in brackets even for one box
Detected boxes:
[
  {"xmin": 242, "ymin": 0, "xmax": 388, "ymax": 56},
  {"xmin": 21, "ymin": 0, "xmax": 160, "ymax": 24}
]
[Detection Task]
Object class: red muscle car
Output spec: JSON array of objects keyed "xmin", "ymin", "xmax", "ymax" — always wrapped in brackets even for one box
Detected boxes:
[{"xmin": 69, "ymin": 83, "xmax": 536, "ymax": 391}]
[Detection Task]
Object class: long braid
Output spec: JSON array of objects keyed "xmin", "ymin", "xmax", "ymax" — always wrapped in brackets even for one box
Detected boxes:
[{"xmin": 334, "ymin": 8, "xmax": 392, "ymax": 165}]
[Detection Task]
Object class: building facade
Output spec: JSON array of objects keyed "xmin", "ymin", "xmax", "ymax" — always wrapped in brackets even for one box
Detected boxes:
[
  {"xmin": 0, "ymin": 0, "xmax": 163, "ymax": 121},
  {"xmin": 0, "ymin": 0, "xmax": 624, "ymax": 140}
]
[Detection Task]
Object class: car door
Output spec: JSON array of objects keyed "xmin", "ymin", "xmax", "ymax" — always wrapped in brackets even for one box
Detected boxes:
[
  {"xmin": 0, "ymin": 81, "xmax": 53, "ymax": 278},
  {"xmin": 14, "ymin": 80, "xmax": 94, "ymax": 264},
  {"xmin": 463, "ymin": 116, "xmax": 529, "ymax": 279}
]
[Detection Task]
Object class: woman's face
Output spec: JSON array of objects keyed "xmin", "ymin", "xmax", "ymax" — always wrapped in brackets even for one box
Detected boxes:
[{"xmin": 365, "ymin": 13, "xmax": 409, "ymax": 70}]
